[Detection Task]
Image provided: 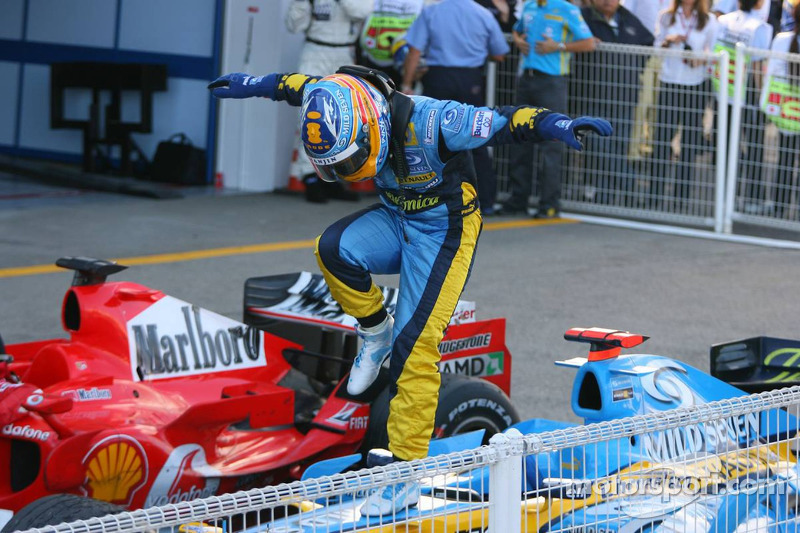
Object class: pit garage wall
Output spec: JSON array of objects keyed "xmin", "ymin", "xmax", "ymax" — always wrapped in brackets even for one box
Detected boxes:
[
  {"xmin": 215, "ymin": 0, "xmax": 305, "ymax": 191},
  {"xmin": 0, "ymin": 0, "xmax": 223, "ymax": 182}
]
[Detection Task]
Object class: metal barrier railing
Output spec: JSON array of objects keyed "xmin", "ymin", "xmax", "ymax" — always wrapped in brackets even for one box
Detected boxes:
[
  {"xmin": 491, "ymin": 40, "xmax": 800, "ymax": 236},
  {"xmin": 492, "ymin": 42, "xmax": 729, "ymax": 230},
  {"xmin": 727, "ymin": 44, "xmax": 800, "ymax": 232},
  {"xmin": 23, "ymin": 386, "xmax": 800, "ymax": 533}
]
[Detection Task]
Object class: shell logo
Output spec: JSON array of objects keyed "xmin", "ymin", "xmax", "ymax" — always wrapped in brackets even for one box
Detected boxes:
[{"xmin": 82, "ymin": 435, "xmax": 148, "ymax": 505}]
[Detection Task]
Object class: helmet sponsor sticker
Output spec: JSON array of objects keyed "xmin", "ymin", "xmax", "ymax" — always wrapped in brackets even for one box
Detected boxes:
[
  {"xmin": 333, "ymin": 89, "xmax": 351, "ymax": 138},
  {"xmin": 472, "ymin": 110, "xmax": 493, "ymax": 138},
  {"xmin": 301, "ymin": 87, "xmax": 344, "ymax": 156},
  {"xmin": 310, "ymin": 142, "xmax": 360, "ymax": 165},
  {"xmin": 127, "ymin": 296, "xmax": 266, "ymax": 381}
]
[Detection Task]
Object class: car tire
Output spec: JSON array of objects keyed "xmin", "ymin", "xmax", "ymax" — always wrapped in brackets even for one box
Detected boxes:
[
  {"xmin": 2, "ymin": 494, "xmax": 124, "ymax": 532},
  {"xmin": 361, "ymin": 373, "xmax": 519, "ymax": 454}
]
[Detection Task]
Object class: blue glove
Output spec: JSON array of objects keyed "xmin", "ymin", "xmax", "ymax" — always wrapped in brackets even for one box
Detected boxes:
[
  {"xmin": 535, "ymin": 113, "xmax": 613, "ymax": 151},
  {"xmin": 208, "ymin": 72, "xmax": 277, "ymax": 99}
]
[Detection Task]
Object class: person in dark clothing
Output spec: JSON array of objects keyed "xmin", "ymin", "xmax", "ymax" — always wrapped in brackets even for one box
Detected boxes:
[
  {"xmin": 496, "ymin": 0, "xmax": 596, "ymax": 218},
  {"xmin": 474, "ymin": 0, "xmax": 518, "ymax": 32},
  {"xmin": 575, "ymin": 0, "xmax": 654, "ymax": 205}
]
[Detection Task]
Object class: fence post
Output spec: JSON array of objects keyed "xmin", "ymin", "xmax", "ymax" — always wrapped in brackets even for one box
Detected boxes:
[
  {"xmin": 486, "ymin": 62, "xmax": 497, "ymax": 109},
  {"xmin": 489, "ymin": 428, "xmax": 523, "ymax": 533},
  {"xmin": 724, "ymin": 43, "xmax": 747, "ymax": 232},
  {"xmin": 715, "ymin": 50, "xmax": 729, "ymax": 234}
]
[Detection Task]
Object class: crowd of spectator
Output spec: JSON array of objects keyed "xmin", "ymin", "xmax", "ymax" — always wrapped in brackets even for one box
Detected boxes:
[{"xmin": 284, "ymin": 0, "xmax": 800, "ymax": 221}]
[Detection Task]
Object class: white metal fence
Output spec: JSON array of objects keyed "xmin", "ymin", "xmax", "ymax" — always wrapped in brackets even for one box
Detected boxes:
[
  {"xmin": 21, "ymin": 386, "xmax": 800, "ymax": 533},
  {"xmin": 490, "ymin": 41, "xmax": 800, "ymax": 235},
  {"xmin": 727, "ymin": 44, "xmax": 800, "ymax": 232}
]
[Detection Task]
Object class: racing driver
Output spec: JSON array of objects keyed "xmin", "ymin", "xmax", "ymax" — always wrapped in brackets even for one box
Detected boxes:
[{"xmin": 208, "ymin": 66, "xmax": 612, "ymax": 515}]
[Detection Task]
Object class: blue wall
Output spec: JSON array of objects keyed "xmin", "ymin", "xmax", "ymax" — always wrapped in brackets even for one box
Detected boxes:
[{"xmin": 0, "ymin": 0, "xmax": 221, "ymax": 177}]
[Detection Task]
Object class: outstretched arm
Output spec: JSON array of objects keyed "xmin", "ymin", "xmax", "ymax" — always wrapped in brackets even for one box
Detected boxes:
[
  {"xmin": 208, "ymin": 72, "xmax": 322, "ymax": 106},
  {"xmin": 439, "ymin": 102, "xmax": 612, "ymax": 153},
  {"xmin": 497, "ymin": 106, "xmax": 613, "ymax": 151}
]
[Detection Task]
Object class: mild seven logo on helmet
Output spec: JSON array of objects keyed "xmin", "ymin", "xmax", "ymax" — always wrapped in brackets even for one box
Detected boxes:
[
  {"xmin": 334, "ymin": 89, "xmax": 352, "ymax": 136},
  {"xmin": 302, "ymin": 87, "xmax": 346, "ymax": 157}
]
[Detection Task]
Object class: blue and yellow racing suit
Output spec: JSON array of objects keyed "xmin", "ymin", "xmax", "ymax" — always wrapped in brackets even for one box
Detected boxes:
[{"xmin": 271, "ymin": 73, "xmax": 552, "ymax": 461}]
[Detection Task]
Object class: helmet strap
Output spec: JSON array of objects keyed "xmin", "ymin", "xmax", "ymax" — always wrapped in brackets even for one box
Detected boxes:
[
  {"xmin": 388, "ymin": 92, "xmax": 414, "ymax": 179},
  {"xmin": 335, "ymin": 65, "xmax": 396, "ymax": 100}
]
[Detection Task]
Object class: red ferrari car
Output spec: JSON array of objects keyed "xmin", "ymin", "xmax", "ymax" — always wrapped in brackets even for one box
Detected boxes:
[{"xmin": 0, "ymin": 257, "xmax": 518, "ymax": 529}]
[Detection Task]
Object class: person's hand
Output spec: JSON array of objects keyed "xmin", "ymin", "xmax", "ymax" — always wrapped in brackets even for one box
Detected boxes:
[
  {"xmin": 208, "ymin": 72, "xmax": 277, "ymax": 99},
  {"xmin": 535, "ymin": 113, "xmax": 613, "ymax": 151},
  {"xmin": 534, "ymin": 35, "xmax": 560, "ymax": 55},
  {"xmin": 514, "ymin": 33, "xmax": 531, "ymax": 56},
  {"xmin": 662, "ymin": 34, "xmax": 686, "ymax": 47}
]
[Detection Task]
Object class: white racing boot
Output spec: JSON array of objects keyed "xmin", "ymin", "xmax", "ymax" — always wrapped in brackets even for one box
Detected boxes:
[
  {"xmin": 347, "ymin": 314, "xmax": 394, "ymax": 395},
  {"xmin": 361, "ymin": 449, "xmax": 420, "ymax": 516}
]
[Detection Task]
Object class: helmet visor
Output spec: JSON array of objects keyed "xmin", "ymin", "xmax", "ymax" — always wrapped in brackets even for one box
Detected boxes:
[{"xmin": 309, "ymin": 136, "xmax": 371, "ymax": 183}]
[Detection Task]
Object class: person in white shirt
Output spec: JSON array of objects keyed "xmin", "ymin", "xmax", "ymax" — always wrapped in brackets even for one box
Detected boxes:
[
  {"xmin": 760, "ymin": 1, "xmax": 800, "ymax": 217},
  {"xmin": 713, "ymin": 0, "xmax": 773, "ymax": 211},
  {"xmin": 651, "ymin": 0, "xmax": 717, "ymax": 210},
  {"xmin": 712, "ymin": 0, "xmax": 771, "ymax": 21},
  {"xmin": 623, "ymin": 0, "xmax": 671, "ymax": 33},
  {"xmin": 715, "ymin": 0, "xmax": 786, "ymax": 40}
]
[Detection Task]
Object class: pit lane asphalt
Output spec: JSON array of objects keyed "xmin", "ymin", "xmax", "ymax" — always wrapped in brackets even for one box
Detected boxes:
[{"xmin": 2, "ymin": 181, "xmax": 799, "ymax": 423}]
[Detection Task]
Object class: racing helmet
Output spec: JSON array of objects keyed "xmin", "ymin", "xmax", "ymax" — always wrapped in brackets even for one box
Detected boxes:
[{"xmin": 300, "ymin": 73, "xmax": 391, "ymax": 183}]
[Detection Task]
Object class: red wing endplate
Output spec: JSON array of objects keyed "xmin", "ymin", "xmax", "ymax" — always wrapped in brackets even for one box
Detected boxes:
[{"xmin": 564, "ymin": 327, "xmax": 649, "ymax": 361}]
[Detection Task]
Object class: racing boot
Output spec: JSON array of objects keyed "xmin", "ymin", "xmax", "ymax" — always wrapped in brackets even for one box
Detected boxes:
[
  {"xmin": 347, "ymin": 314, "xmax": 393, "ymax": 395},
  {"xmin": 361, "ymin": 449, "xmax": 420, "ymax": 516}
]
